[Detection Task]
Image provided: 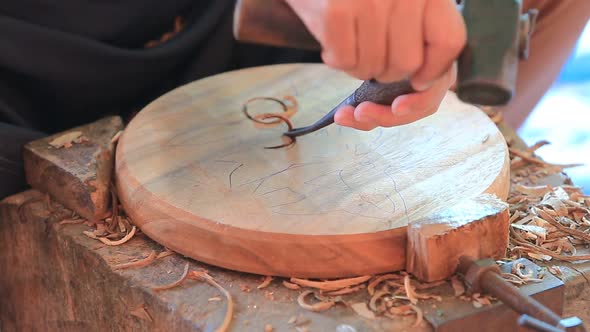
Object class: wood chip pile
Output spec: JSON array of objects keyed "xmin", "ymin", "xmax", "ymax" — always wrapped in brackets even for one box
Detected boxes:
[{"xmin": 507, "ymin": 141, "xmax": 590, "ymax": 264}]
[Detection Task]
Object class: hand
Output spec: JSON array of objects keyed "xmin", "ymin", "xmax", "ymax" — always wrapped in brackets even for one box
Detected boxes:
[
  {"xmin": 335, "ymin": 64, "xmax": 457, "ymax": 130},
  {"xmin": 285, "ymin": 0, "xmax": 466, "ymax": 129}
]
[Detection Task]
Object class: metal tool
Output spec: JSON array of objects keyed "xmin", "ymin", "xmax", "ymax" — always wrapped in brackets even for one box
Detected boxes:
[
  {"xmin": 233, "ymin": 0, "xmax": 538, "ymax": 138},
  {"xmin": 457, "ymin": 256, "xmax": 586, "ymax": 332}
]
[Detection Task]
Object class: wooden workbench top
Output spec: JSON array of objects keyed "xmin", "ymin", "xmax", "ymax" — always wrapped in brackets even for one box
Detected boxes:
[{"xmin": 1, "ymin": 123, "xmax": 588, "ymax": 332}]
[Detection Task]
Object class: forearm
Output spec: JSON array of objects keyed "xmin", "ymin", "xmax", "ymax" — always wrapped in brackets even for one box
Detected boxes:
[{"xmin": 500, "ymin": 0, "xmax": 590, "ymax": 129}]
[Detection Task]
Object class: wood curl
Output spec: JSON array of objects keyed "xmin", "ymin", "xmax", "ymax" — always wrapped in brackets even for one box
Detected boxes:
[{"xmin": 242, "ymin": 96, "xmax": 297, "ymax": 149}]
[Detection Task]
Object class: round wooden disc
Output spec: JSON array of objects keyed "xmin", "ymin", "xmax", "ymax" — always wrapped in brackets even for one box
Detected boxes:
[{"xmin": 115, "ymin": 64, "xmax": 509, "ymax": 278}]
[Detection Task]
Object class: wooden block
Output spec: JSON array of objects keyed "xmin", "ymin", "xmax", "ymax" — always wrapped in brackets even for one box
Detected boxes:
[
  {"xmin": 23, "ymin": 116, "xmax": 124, "ymax": 221},
  {"xmin": 406, "ymin": 194, "xmax": 510, "ymax": 282}
]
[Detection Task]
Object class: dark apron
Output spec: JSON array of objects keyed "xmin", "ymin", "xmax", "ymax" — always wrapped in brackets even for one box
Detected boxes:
[{"xmin": 0, "ymin": 0, "xmax": 320, "ymax": 197}]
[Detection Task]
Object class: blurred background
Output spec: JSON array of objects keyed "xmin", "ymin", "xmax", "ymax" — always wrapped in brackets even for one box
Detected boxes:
[{"xmin": 518, "ymin": 20, "xmax": 590, "ymax": 194}]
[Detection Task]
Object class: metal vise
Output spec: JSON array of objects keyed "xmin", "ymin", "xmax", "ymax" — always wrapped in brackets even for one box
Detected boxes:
[{"xmin": 233, "ymin": 0, "xmax": 538, "ymax": 107}]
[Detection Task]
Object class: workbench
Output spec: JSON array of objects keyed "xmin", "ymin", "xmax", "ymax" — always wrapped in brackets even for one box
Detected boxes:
[{"xmin": 0, "ymin": 122, "xmax": 588, "ymax": 332}]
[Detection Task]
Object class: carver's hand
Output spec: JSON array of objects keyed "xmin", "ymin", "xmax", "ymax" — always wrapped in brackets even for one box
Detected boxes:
[{"xmin": 285, "ymin": 0, "xmax": 466, "ymax": 130}]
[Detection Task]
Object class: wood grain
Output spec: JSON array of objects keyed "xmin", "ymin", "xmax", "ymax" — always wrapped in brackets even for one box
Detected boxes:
[
  {"xmin": 406, "ymin": 193, "xmax": 510, "ymax": 282},
  {"xmin": 115, "ymin": 63, "xmax": 510, "ymax": 278}
]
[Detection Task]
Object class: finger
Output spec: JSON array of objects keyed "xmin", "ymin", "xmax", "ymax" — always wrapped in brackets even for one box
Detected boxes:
[
  {"xmin": 410, "ymin": 0, "xmax": 466, "ymax": 90},
  {"xmin": 351, "ymin": 102, "xmax": 399, "ymax": 126},
  {"xmin": 390, "ymin": 67, "xmax": 454, "ymax": 125},
  {"xmin": 353, "ymin": 67, "xmax": 453, "ymax": 127},
  {"xmin": 345, "ymin": 0, "xmax": 388, "ymax": 80},
  {"xmin": 319, "ymin": 1, "xmax": 358, "ymax": 71},
  {"xmin": 377, "ymin": 0, "xmax": 426, "ymax": 83},
  {"xmin": 334, "ymin": 105, "xmax": 378, "ymax": 131}
]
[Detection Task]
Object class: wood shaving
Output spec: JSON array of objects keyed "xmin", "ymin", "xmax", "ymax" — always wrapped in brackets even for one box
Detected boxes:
[
  {"xmin": 385, "ymin": 280, "xmax": 405, "ymax": 288},
  {"xmin": 297, "ymin": 290, "xmax": 335, "ymax": 312},
  {"xmin": 513, "ymin": 184, "xmax": 553, "ymax": 196},
  {"xmin": 257, "ymin": 276, "xmax": 273, "ymax": 289},
  {"xmin": 58, "ymin": 218, "xmax": 85, "ymax": 226},
  {"xmin": 260, "ymin": 114, "xmax": 296, "ymax": 149},
  {"xmin": 97, "ymin": 226, "xmax": 137, "ymax": 246},
  {"xmin": 508, "ymin": 147, "xmax": 582, "ymax": 169},
  {"xmin": 289, "ymin": 275, "xmax": 371, "ymax": 291},
  {"xmin": 153, "ymin": 263, "xmax": 190, "ymax": 291},
  {"xmin": 117, "ymin": 217, "xmax": 127, "ymax": 233},
  {"xmin": 156, "ymin": 250, "xmax": 176, "ymax": 259},
  {"xmin": 404, "ymin": 275, "xmax": 419, "ymax": 304},
  {"xmin": 367, "ymin": 273, "xmax": 402, "ymax": 295},
  {"xmin": 526, "ymin": 140, "xmax": 551, "ymax": 153},
  {"xmin": 513, "ymin": 241, "xmax": 590, "ymax": 261},
  {"xmin": 368, "ymin": 290, "xmax": 390, "ymax": 312},
  {"xmin": 388, "ymin": 304, "xmax": 413, "ymax": 316},
  {"xmin": 187, "ymin": 270, "xmax": 234, "ymax": 332},
  {"xmin": 209, "ymin": 297, "xmax": 222, "ymax": 302},
  {"xmin": 350, "ymin": 302, "xmax": 375, "ymax": 320},
  {"xmin": 242, "ymin": 96, "xmax": 299, "ymax": 149},
  {"xmin": 527, "ymin": 252, "xmax": 553, "ymax": 261},
  {"xmin": 48, "ymin": 131, "xmax": 88, "ymax": 148},
  {"xmin": 82, "ymin": 230, "xmax": 98, "ymax": 240},
  {"xmin": 111, "ymin": 130, "xmax": 124, "ymax": 144},
  {"xmin": 114, "ymin": 250, "xmax": 157, "ymax": 270},
  {"xmin": 414, "ymin": 280, "xmax": 447, "ymax": 290},
  {"xmin": 145, "ymin": 16, "xmax": 184, "ymax": 48},
  {"xmin": 511, "ymin": 224, "xmax": 547, "ymax": 240},
  {"xmin": 282, "ymin": 281, "xmax": 301, "ymax": 290},
  {"xmin": 242, "ymin": 97, "xmax": 287, "ymax": 124},
  {"xmin": 512, "ymin": 262, "xmax": 533, "ymax": 279},
  {"xmin": 410, "ymin": 304, "xmax": 424, "ymax": 327},
  {"xmin": 130, "ymin": 305, "xmax": 153, "ymax": 322},
  {"xmin": 402, "ymin": 275, "xmax": 441, "ymax": 304},
  {"xmin": 548, "ymin": 266, "xmax": 563, "ymax": 276},
  {"xmin": 323, "ymin": 284, "xmax": 364, "ymax": 296},
  {"xmin": 501, "ymin": 272, "xmax": 525, "ymax": 285},
  {"xmin": 538, "ymin": 209, "xmax": 590, "ymax": 242}
]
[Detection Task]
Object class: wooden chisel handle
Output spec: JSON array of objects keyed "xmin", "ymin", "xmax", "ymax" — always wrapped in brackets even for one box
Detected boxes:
[{"xmin": 283, "ymin": 79, "xmax": 415, "ymax": 138}]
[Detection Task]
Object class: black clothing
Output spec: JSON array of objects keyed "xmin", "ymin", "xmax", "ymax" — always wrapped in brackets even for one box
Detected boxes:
[{"xmin": 0, "ymin": 0, "xmax": 321, "ymax": 198}]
